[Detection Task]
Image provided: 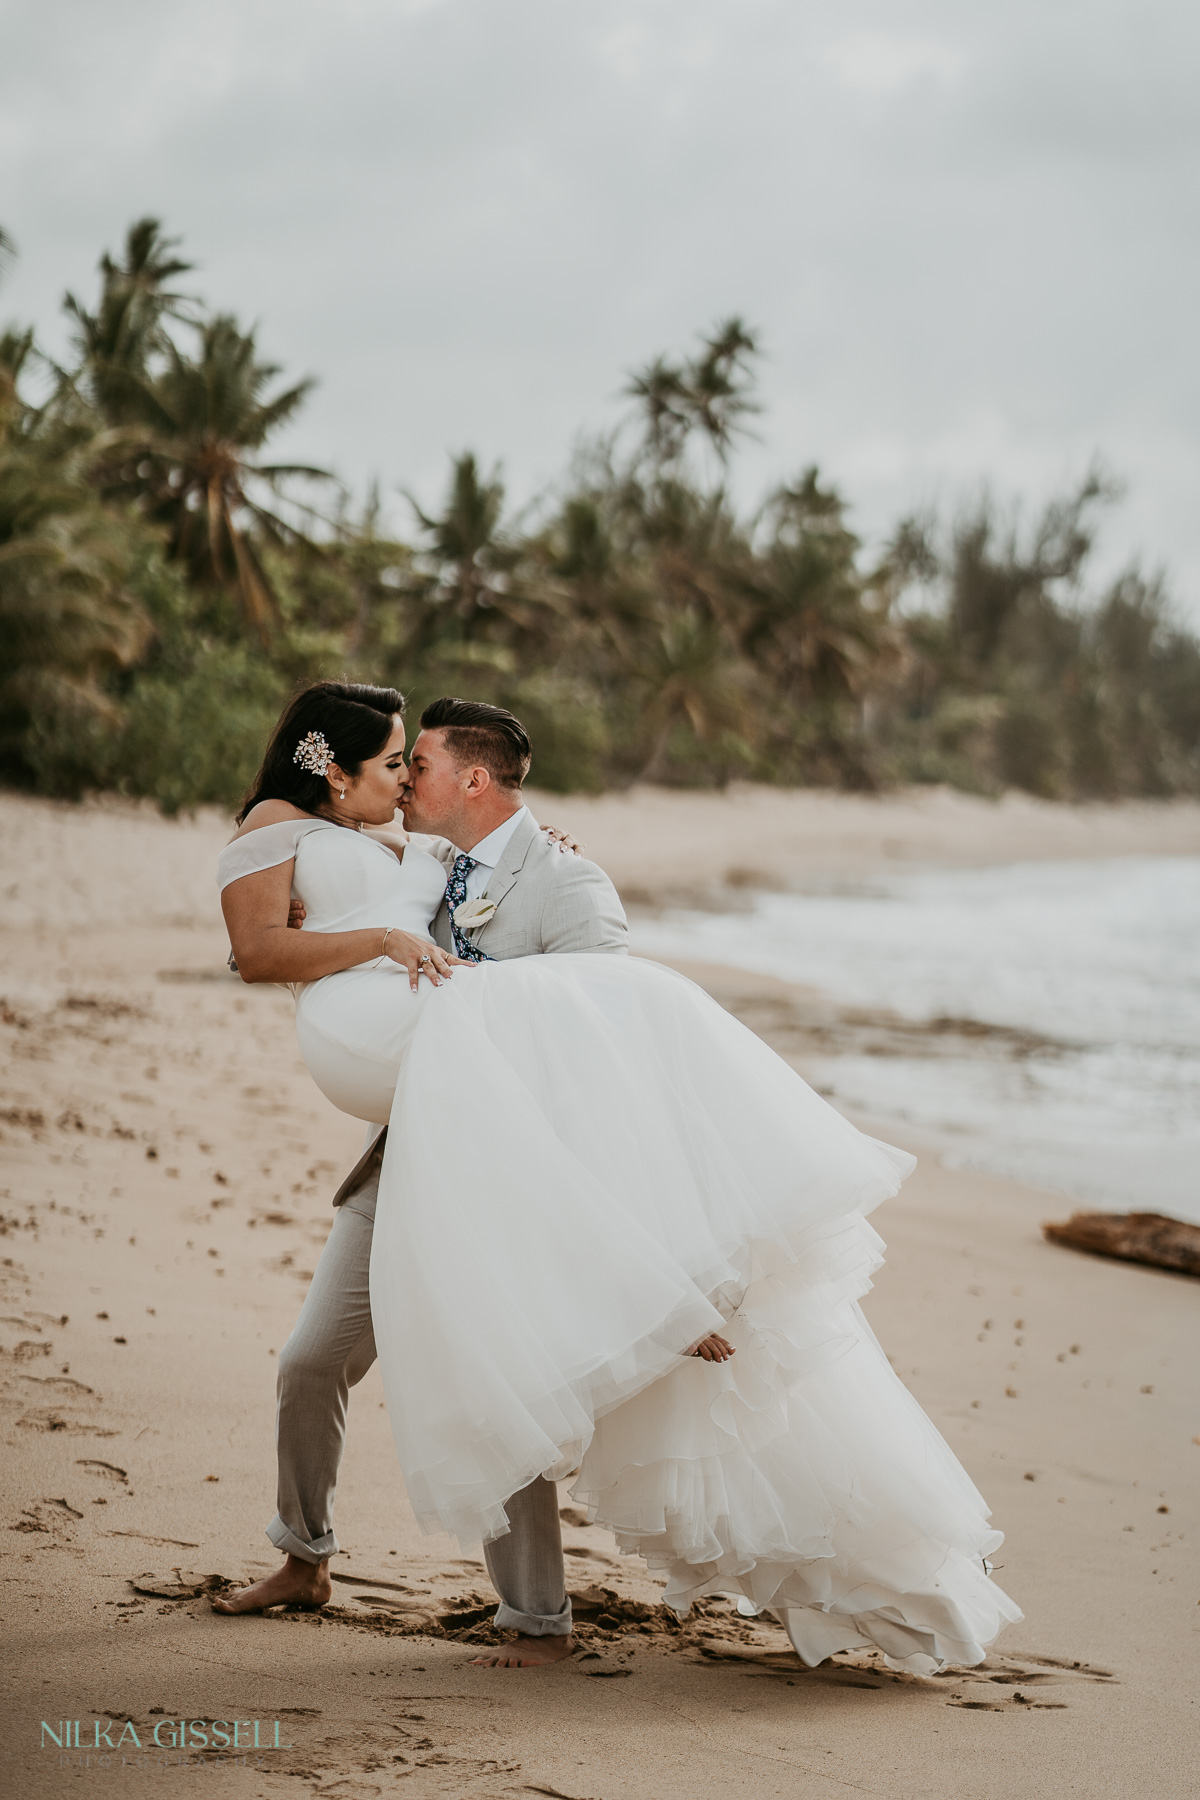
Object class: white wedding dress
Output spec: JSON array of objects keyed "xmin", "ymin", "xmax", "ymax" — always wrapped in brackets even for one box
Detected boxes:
[{"xmin": 218, "ymin": 819, "xmax": 1022, "ymax": 1672}]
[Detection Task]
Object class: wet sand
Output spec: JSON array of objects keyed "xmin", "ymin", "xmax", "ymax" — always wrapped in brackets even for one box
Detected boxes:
[{"xmin": 1, "ymin": 789, "xmax": 1197, "ymax": 1798}]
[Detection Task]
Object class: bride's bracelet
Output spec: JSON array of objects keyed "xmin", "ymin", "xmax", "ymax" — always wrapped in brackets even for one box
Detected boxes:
[{"xmin": 380, "ymin": 926, "xmax": 395, "ymax": 960}]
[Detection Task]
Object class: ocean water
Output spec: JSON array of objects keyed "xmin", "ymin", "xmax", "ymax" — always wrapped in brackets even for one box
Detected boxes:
[{"xmin": 629, "ymin": 857, "xmax": 1200, "ymax": 1225}]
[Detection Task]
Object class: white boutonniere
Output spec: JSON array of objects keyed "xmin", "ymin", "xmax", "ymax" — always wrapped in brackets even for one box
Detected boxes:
[{"xmin": 453, "ymin": 895, "xmax": 496, "ymax": 933}]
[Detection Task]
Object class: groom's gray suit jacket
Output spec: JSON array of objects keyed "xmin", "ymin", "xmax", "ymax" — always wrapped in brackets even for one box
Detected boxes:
[
  {"xmin": 330, "ymin": 809, "xmax": 628, "ymax": 1206},
  {"xmin": 429, "ymin": 809, "xmax": 628, "ymax": 960}
]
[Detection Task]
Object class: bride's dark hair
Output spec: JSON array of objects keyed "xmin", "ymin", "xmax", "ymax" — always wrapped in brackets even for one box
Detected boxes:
[{"xmin": 237, "ymin": 680, "xmax": 405, "ymax": 822}]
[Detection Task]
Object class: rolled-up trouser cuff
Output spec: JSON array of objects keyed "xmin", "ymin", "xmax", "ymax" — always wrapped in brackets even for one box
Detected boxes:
[
  {"xmin": 492, "ymin": 1595, "xmax": 573, "ymax": 1638},
  {"xmin": 267, "ymin": 1513, "xmax": 338, "ymax": 1566}
]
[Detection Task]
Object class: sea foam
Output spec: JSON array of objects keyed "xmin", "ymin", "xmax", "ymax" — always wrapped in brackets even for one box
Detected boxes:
[{"xmin": 630, "ymin": 857, "xmax": 1200, "ymax": 1224}]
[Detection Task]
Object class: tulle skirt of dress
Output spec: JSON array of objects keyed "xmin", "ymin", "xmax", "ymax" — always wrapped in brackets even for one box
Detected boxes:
[{"xmin": 295, "ymin": 952, "xmax": 1021, "ymax": 1672}]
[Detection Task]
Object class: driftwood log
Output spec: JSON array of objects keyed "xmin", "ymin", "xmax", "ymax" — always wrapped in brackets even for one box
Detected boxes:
[{"xmin": 1042, "ymin": 1211, "xmax": 1200, "ymax": 1278}]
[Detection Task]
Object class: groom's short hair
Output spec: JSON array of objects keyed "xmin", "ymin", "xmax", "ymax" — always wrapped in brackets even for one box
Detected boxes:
[{"xmin": 420, "ymin": 697, "xmax": 532, "ymax": 790}]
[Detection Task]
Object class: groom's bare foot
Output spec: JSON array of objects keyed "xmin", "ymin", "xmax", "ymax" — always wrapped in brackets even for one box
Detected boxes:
[
  {"xmin": 212, "ymin": 1554, "xmax": 332, "ymax": 1615},
  {"xmin": 468, "ymin": 1634, "xmax": 575, "ymax": 1669}
]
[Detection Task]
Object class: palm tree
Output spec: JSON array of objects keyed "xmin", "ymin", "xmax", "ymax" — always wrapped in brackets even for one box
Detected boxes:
[
  {"xmin": 101, "ymin": 312, "xmax": 333, "ymax": 642},
  {"xmin": 62, "ymin": 221, "xmax": 333, "ymax": 643},
  {"xmin": 65, "ymin": 217, "xmax": 195, "ymax": 425},
  {"xmin": 625, "ymin": 317, "xmax": 760, "ymax": 470},
  {"xmin": 632, "ymin": 604, "xmax": 753, "ymax": 781},
  {"xmin": 406, "ymin": 452, "xmax": 509, "ymax": 616},
  {"xmin": 685, "ymin": 316, "xmax": 761, "ymax": 462},
  {"xmin": 326, "ymin": 481, "xmax": 417, "ymax": 661},
  {"xmin": 940, "ymin": 474, "xmax": 1111, "ymax": 673},
  {"xmin": 625, "ymin": 355, "xmax": 695, "ymax": 466},
  {"xmin": 400, "ymin": 452, "xmax": 553, "ymax": 666},
  {"xmin": 0, "ymin": 331, "xmax": 149, "ymax": 788},
  {"xmin": 748, "ymin": 470, "xmax": 894, "ymax": 707}
]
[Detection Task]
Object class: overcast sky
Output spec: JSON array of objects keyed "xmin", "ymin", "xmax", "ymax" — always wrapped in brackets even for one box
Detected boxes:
[{"xmin": 3, "ymin": 0, "xmax": 1199, "ymax": 616}]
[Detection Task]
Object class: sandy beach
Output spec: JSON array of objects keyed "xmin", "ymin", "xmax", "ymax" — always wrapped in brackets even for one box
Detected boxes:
[{"xmin": 2, "ymin": 786, "xmax": 1197, "ymax": 1799}]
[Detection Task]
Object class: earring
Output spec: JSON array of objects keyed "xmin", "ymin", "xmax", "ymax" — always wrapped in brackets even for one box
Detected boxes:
[{"xmin": 340, "ymin": 787, "xmax": 346, "ymax": 799}]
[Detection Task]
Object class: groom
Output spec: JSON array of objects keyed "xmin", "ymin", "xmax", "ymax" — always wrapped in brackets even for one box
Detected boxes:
[{"xmin": 215, "ymin": 697, "xmax": 628, "ymax": 1668}]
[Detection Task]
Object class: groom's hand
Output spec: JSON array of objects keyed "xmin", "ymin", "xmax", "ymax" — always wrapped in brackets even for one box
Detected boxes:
[{"xmin": 287, "ymin": 899, "xmax": 306, "ymax": 930}]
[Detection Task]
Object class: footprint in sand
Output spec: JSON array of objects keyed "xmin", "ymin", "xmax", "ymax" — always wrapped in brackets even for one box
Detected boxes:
[
  {"xmin": 75, "ymin": 1457, "xmax": 128, "ymax": 1485},
  {"xmin": 15, "ymin": 1409, "xmax": 119, "ymax": 1435},
  {"xmin": 11, "ymin": 1496, "xmax": 84, "ymax": 1535},
  {"xmin": 949, "ymin": 1695, "xmax": 1068, "ymax": 1710}
]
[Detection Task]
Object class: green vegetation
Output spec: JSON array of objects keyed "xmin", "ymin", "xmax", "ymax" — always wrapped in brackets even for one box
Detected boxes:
[{"xmin": 3, "ymin": 218, "xmax": 1197, "ymax": 809}]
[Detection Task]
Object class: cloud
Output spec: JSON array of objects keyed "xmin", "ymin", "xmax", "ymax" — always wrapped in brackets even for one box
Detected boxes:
[
  {"xmin": 825, "ymin": 30, "xmax": 966, "ymax": 95},
  {"xmin": 2, "ymin": 0, "xmax": 1197, "ymax": 615}
]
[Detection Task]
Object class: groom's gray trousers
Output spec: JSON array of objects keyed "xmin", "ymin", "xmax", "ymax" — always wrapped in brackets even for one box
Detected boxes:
[{"xmin": 268, "ymin": 1174, "xmax": 571, "ymax": 1638}]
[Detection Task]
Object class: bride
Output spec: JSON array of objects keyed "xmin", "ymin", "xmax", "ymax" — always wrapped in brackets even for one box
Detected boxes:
[{"xmin": 217, "ymin": 679, "xmax": 1020, "ymax": 1674}]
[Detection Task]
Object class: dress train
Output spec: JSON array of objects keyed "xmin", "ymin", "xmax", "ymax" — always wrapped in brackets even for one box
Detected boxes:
[{"xmin": 364, "ymin": 954, "xmax": 1021, "ymax": 1671}]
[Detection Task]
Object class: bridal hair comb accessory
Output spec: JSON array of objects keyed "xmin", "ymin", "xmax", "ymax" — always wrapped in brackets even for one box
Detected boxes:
[{"xmin": 294, "ymin": 730, "xmax": 333, "ymax": 776}]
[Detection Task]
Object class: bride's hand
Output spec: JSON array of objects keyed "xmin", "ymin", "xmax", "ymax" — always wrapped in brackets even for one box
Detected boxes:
[
  {"xmin": 381, "ymin": 930, "xmax": 470, "ymax": 993},
  {"xmin": 688, "ymin": 1332, "xmax": 735, "ymax": 1362},
  {"xmin": 542, "ymin": 825, "xmax": 585, "ymax": 856}
]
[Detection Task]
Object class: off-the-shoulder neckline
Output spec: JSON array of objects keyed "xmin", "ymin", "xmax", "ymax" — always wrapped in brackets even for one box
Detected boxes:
[{"xmin": 228, "ymin": 805, "xmax": 330, "ymax": 844}]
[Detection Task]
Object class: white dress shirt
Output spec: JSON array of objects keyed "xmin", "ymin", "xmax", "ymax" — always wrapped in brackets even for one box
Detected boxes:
[{"xmin": 460, "ymin": 806, "xmax": 528, "ymax": 902}]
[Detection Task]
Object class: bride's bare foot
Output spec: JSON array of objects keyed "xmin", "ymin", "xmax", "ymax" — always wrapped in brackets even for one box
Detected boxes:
[
  {"xmin": 468, "ymin": 1634, "xmax": 575, "ymax": 1669},
  {"xmin": 211, "ymin": 1554, "xmax": 332, "ymax": 1615},
  {"xmin": 689, "ymin": 1332, "xmax": 735, "ymax": 1362}
]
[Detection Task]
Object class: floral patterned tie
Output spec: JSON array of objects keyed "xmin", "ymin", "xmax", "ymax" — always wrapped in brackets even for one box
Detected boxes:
[{"xmin": 445, "ymin": 854, "xmax": 493, "ymax": 962}]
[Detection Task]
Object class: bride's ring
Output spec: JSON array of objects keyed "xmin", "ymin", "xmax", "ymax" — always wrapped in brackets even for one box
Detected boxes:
[{"xmin": 418, "ymin": 954, "xmax": 431, "ymax": 968}]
